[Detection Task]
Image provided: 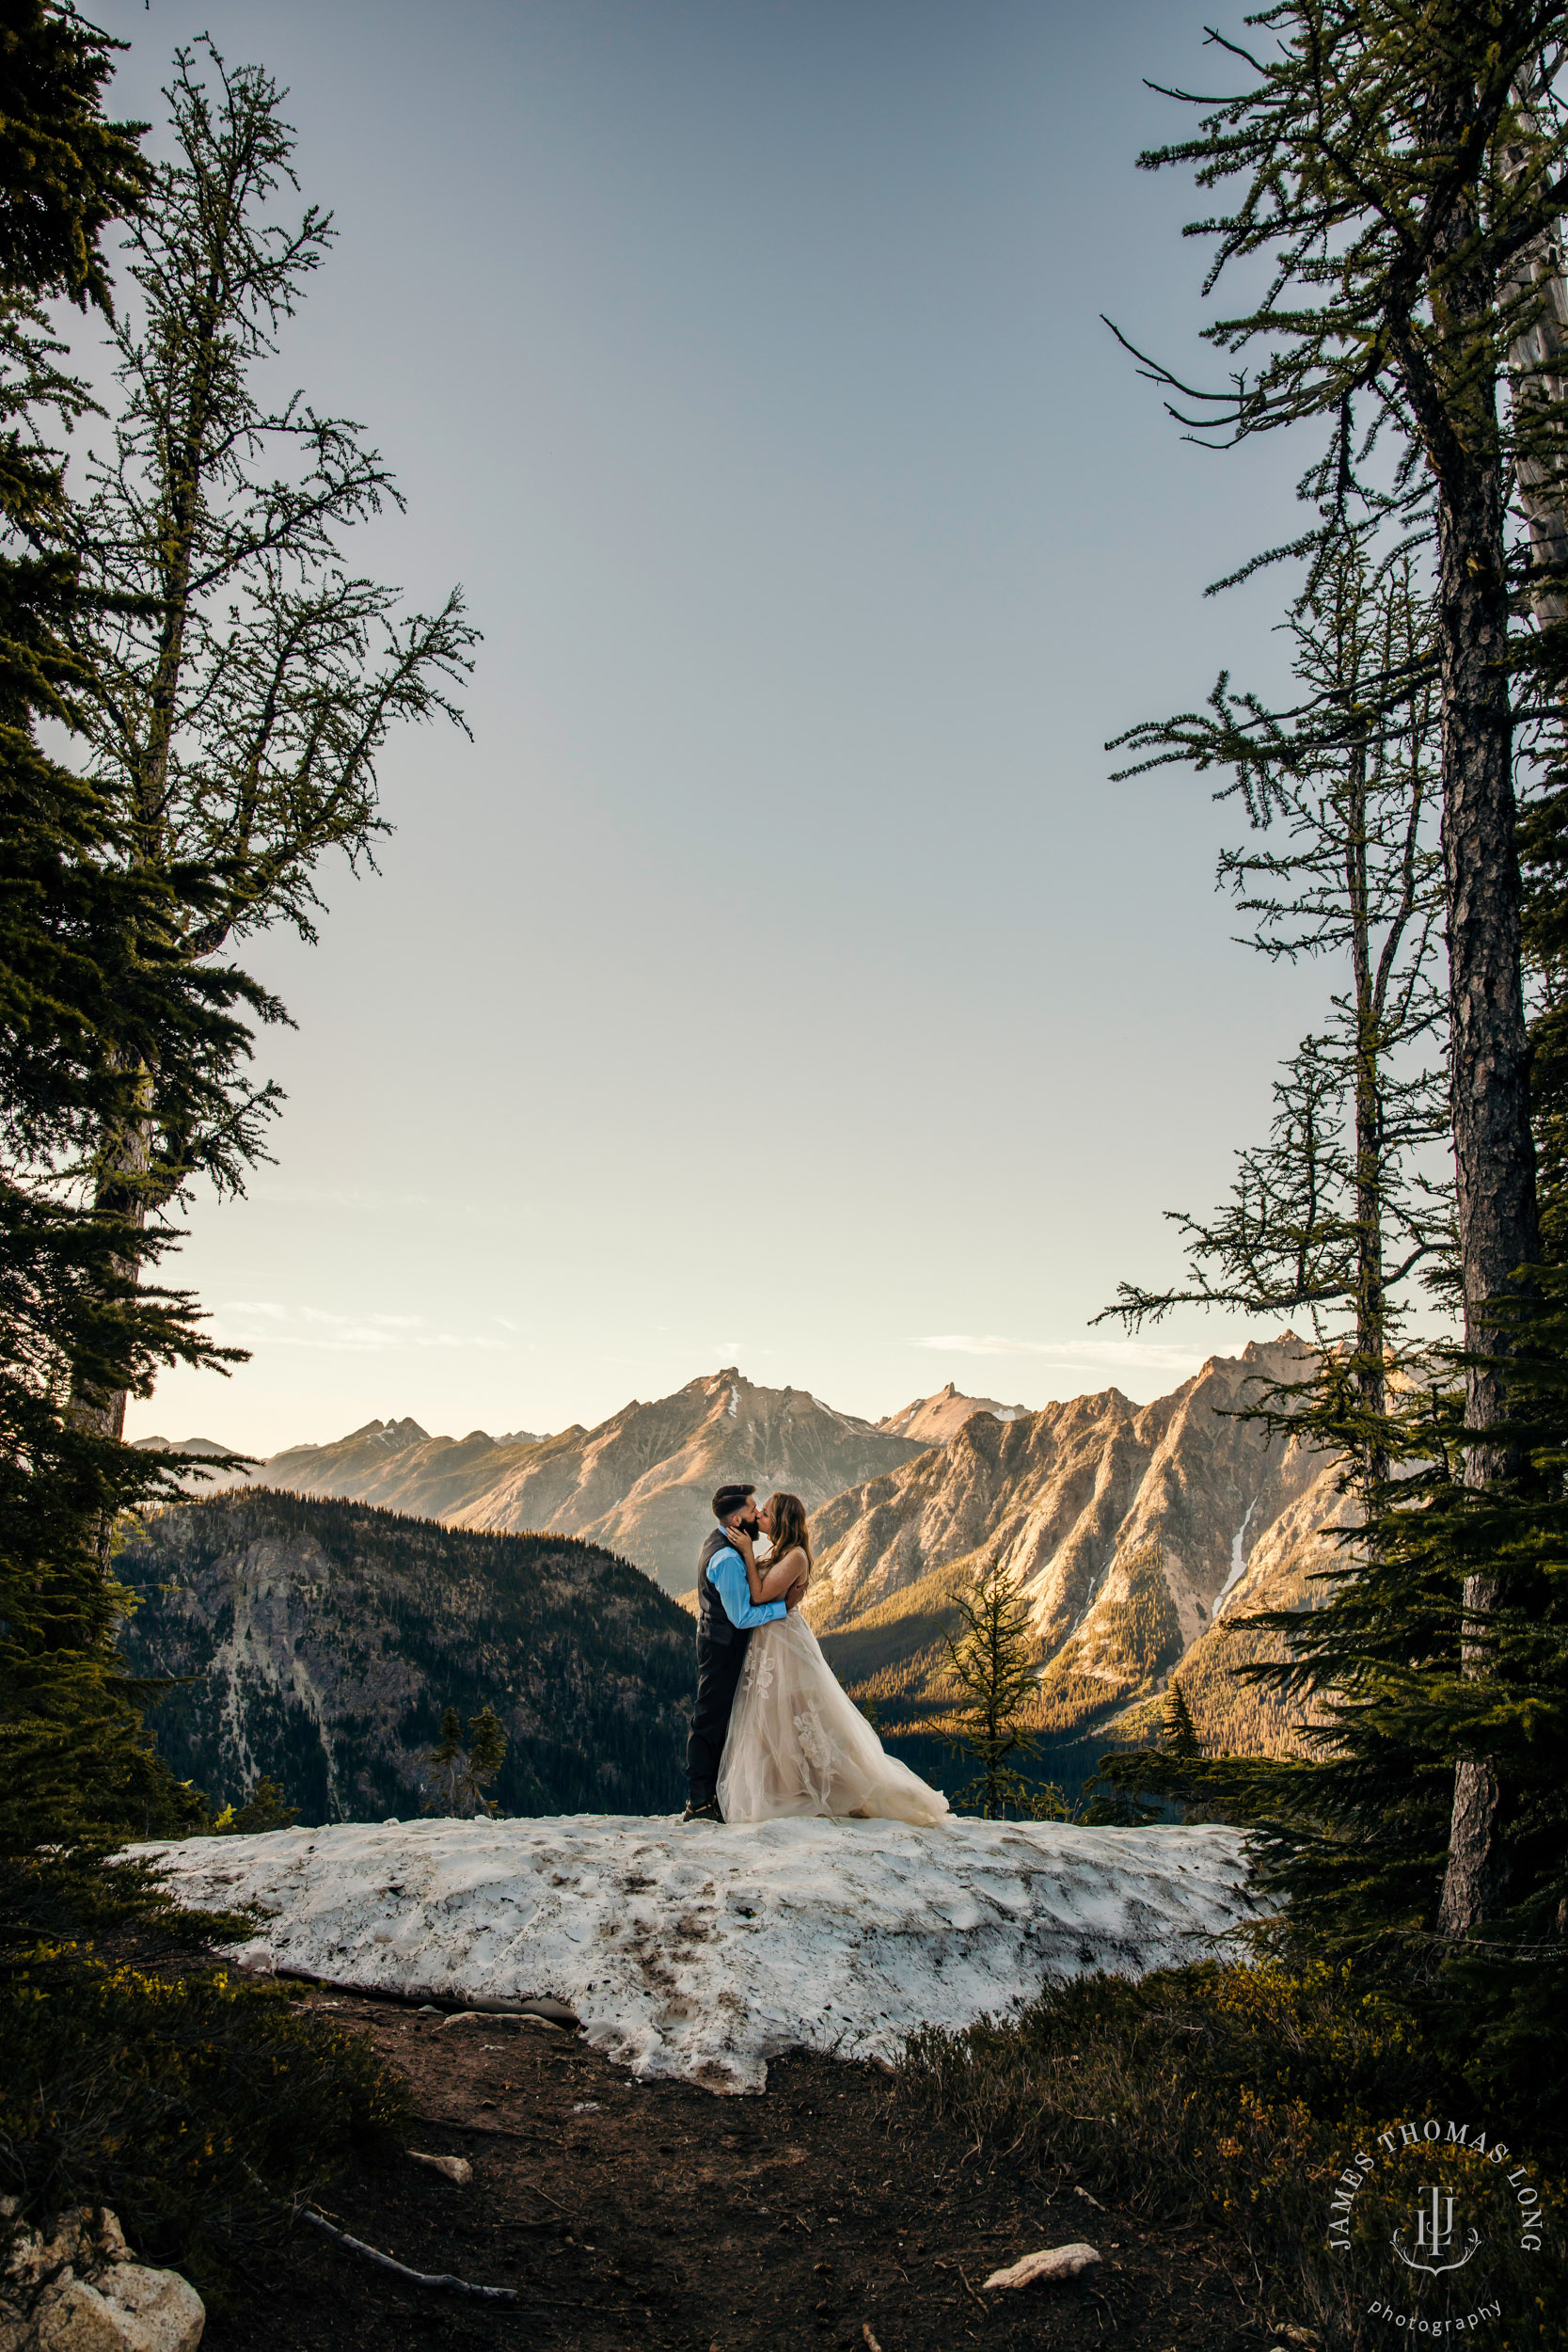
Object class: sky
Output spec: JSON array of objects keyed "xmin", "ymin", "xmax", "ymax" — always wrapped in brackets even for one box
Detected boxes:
[{"xmin": 96, "ymin": 0, "xmax": 1336, "ymax": 1455}]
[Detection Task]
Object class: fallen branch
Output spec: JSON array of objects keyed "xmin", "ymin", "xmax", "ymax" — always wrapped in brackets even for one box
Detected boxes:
[
  {"xmin": 302, "ymin": 2207, "xmax": 518, "ymax": 2302},
  {"xmin": 519, "ymin": 2181, "xmax": 572, "ymax": 2216}
]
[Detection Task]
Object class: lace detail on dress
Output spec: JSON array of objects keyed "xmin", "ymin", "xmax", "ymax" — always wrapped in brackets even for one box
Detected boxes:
[{"xmin": 792, "ymin": 1703, "xmax": 835, "ymax": 1783}]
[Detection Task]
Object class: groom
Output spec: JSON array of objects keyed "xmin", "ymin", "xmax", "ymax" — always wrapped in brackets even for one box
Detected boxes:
[{"xmin": 682, "ymin": 1482, "xmax": 800, "ymax": 1824}]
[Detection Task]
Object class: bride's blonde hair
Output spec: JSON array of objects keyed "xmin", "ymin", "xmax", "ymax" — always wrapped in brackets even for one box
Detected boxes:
[{"xmin": 766, "ymin": 1491, "xmax": 812, "ymax": 1582}]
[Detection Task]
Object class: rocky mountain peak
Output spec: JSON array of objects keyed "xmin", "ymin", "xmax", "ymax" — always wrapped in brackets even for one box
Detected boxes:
[{"xmin": 878, "ymin": 1383, "xmax": 1032, "ymax": 1447}]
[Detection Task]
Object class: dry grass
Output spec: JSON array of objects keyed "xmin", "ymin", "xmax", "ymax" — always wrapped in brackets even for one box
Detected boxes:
[{"xmin": 895, "ymin": 1960, "xmax": 1566, "ymax": 2349}]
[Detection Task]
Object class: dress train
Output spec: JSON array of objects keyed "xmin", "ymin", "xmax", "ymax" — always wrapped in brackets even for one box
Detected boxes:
[{"xmin": 717, "ymin": 1609, "xmax": 949, "ymax": 1827}]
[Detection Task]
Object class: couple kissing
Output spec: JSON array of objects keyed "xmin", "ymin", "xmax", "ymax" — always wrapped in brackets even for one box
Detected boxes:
[{"xmin": 682, "ymin": 1481, "xmax": 949, "ymax": 1829}]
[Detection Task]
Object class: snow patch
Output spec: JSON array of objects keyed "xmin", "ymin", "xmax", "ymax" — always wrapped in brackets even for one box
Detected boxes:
[
  {"xmin": 1214, "ymin": 1493, "xmax": 1260, "ymax": 1620},
  {"xmin": 136, "ymin": 1814, "xmax": 1259, "ymax": 2094},
  {"xmin": 805, "ymin": 1392, "xmax": 853, "ymax": 1429}
]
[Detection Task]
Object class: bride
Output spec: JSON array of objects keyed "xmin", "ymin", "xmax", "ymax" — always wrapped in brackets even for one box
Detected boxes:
[{"xmin": 716, "ymin": 1492, "xmax": 950, "ymax": 1827}]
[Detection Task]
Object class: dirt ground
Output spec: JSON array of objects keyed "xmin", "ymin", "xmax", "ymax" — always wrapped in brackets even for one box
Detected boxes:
[{"xmin": 206, "ymin": 1991, "xmax": 1268, "ymax": 2352}]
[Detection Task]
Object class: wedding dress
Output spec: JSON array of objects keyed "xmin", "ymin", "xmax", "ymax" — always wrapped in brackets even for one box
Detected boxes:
[{"xmin": 717, "ymin": 1605, "xmax": 950, "ymax": 1827}]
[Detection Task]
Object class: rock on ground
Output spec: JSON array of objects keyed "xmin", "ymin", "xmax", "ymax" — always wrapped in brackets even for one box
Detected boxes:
[
  {"xmin": 137, "ymin": 1813, "xmax": 1258, "ymax": 2093},
  {"xmin": 0, "ymin": 2205, "xmax": 204, "ymax": 2352},
  {"xmin": 983, "ymin": 2243, "xmax": 1103, "ymax": 2289}
]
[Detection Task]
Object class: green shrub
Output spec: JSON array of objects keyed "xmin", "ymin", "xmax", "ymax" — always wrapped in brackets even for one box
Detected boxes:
[{"xmin": 0, "ymin": 1848, "xmax": 408, "ymax": 2302}]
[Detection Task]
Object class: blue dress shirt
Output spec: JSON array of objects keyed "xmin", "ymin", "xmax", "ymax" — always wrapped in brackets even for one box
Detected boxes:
[{"xmin": 707, "ymin": 1542, "xmax": 787, "ymax": 1632}]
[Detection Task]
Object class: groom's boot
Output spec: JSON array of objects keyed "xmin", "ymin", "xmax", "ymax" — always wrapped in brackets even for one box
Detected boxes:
[{"xmin": 681, "ymin": 1796, "xmax": 723, "ymax": 1823}]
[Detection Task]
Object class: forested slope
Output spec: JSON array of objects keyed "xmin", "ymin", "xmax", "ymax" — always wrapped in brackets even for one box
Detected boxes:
[{"xmin": 118, "ymin": 1492, "xmax": 693, "ymax": 1822}]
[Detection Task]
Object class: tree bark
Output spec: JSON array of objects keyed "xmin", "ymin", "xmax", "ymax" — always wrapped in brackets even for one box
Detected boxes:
[
  {"xmin": 1503, "ymin": 71, "xmax": 1568, "ymax": 626},
  {"xmin": 1425, "ymin": 133, "xmax": 1542, "ymax": 1938},
  {"xmin": 1431, "ymin": 68, "xmax": 1568, "ymax": 1940},
  {"xmin": 69, "ymin": 1062, "xmax": 154, "ymax": 1445},
  {"xmin": 1345, "ymin": 729, "xmax": 1392, "ymax": 1483}
]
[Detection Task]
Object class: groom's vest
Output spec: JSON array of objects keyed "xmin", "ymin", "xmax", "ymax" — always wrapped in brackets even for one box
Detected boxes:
[{"xmin": 696, "ymin": 1526, "xmax": 747, "ymax": 1649}]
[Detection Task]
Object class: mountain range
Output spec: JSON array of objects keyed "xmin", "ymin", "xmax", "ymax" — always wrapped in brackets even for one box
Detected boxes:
[
  {"xmin": 811, "ymin": 1339, "xmax": 1342, "ymax": 1756},
  {"xmin": 138, "ymin": 1370, "xmax": 936, "ymax": 1594}
]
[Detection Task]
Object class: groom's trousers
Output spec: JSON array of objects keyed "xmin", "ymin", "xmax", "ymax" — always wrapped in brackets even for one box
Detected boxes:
[{"xmin": 687, "ymin": 1632, "xmax": 749, "ymax": 1807}]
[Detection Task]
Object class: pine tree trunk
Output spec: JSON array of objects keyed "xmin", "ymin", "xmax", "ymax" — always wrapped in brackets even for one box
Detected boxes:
[
  {"xmin": 1432, "ymin": 69, "xmax": 1568, "ymax": 1941},
  {"xmin": 1503, "ymin": 72, "xmax": 1568, "ymax": 627},
  {"xmin": 71, "ymin": 261, "xmax": 219, "ymax": 1442},
  {"xmin": 68, "ymin": 1073, "xmax": 154, "ymax": 1566},
  {"xmin": 1346, "ymin": 732, "xmax": 1391, "ymax": 1485},
  {"xmin": 1425, "ymin": 144, "xmax": 1542, "ymax": 1937},
  {"xmin": 69, "ymin": 1063, "xmax": 155, "ymax": 1447},
  {"xmin": 1507, "ymin": 249, "xmax": 1568, "ymax": 624}
]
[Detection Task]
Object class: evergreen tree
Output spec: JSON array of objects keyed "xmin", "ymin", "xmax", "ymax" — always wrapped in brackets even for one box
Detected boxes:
[
  {"xmin": 66, "ymin": 41, "xmax": 477, "ymax": 1440},
  {"xmin": 420, "ymin": 1704, "xmax": 509, "ymax": 1819},
  {"xmin": 0, "ymin": 1, "xmax": 150, "ymax": 303},
  {"xmin": 0, "ymin": 26, "xmax": 423, "ymax": 2284},
  {"xmin": 1121, "ymin": 0, "xmax": 1568, "ymax": 1933},
  {"xmin": 460, "ymin": 1707, "xmax": 507, "ymax": 1818},
  {"xmin": 421, "ymin": 1707, "xmax": 465, "ymax": 1816},
  {"xmin": 1100, "ymin": 1343, "xmax": 1568, "ymax": 2136},
  {"xmin": 1102, "ymin": 544, "xmax": 1449, "ymax": 1492},
  {"xmin": 0, "ymin": 3, "xmax": 266, "ymax": 1848},
  {"xmin": 1162, "ymin": 1677, "xmax": 1200, "ymax": 1759},
  {"xmin": 227, "ymin": 1773, "xmax": 298, "ymax": 1833},
  {"xmin": 943, "ymin": 1556, "xmax": 1049, "ymax": 1820}
]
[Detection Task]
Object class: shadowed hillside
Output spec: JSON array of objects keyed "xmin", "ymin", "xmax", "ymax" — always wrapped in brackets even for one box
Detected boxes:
[{"xmin": 117, "ymin": 1491, "xmax": 694, "ymax": 1823}]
